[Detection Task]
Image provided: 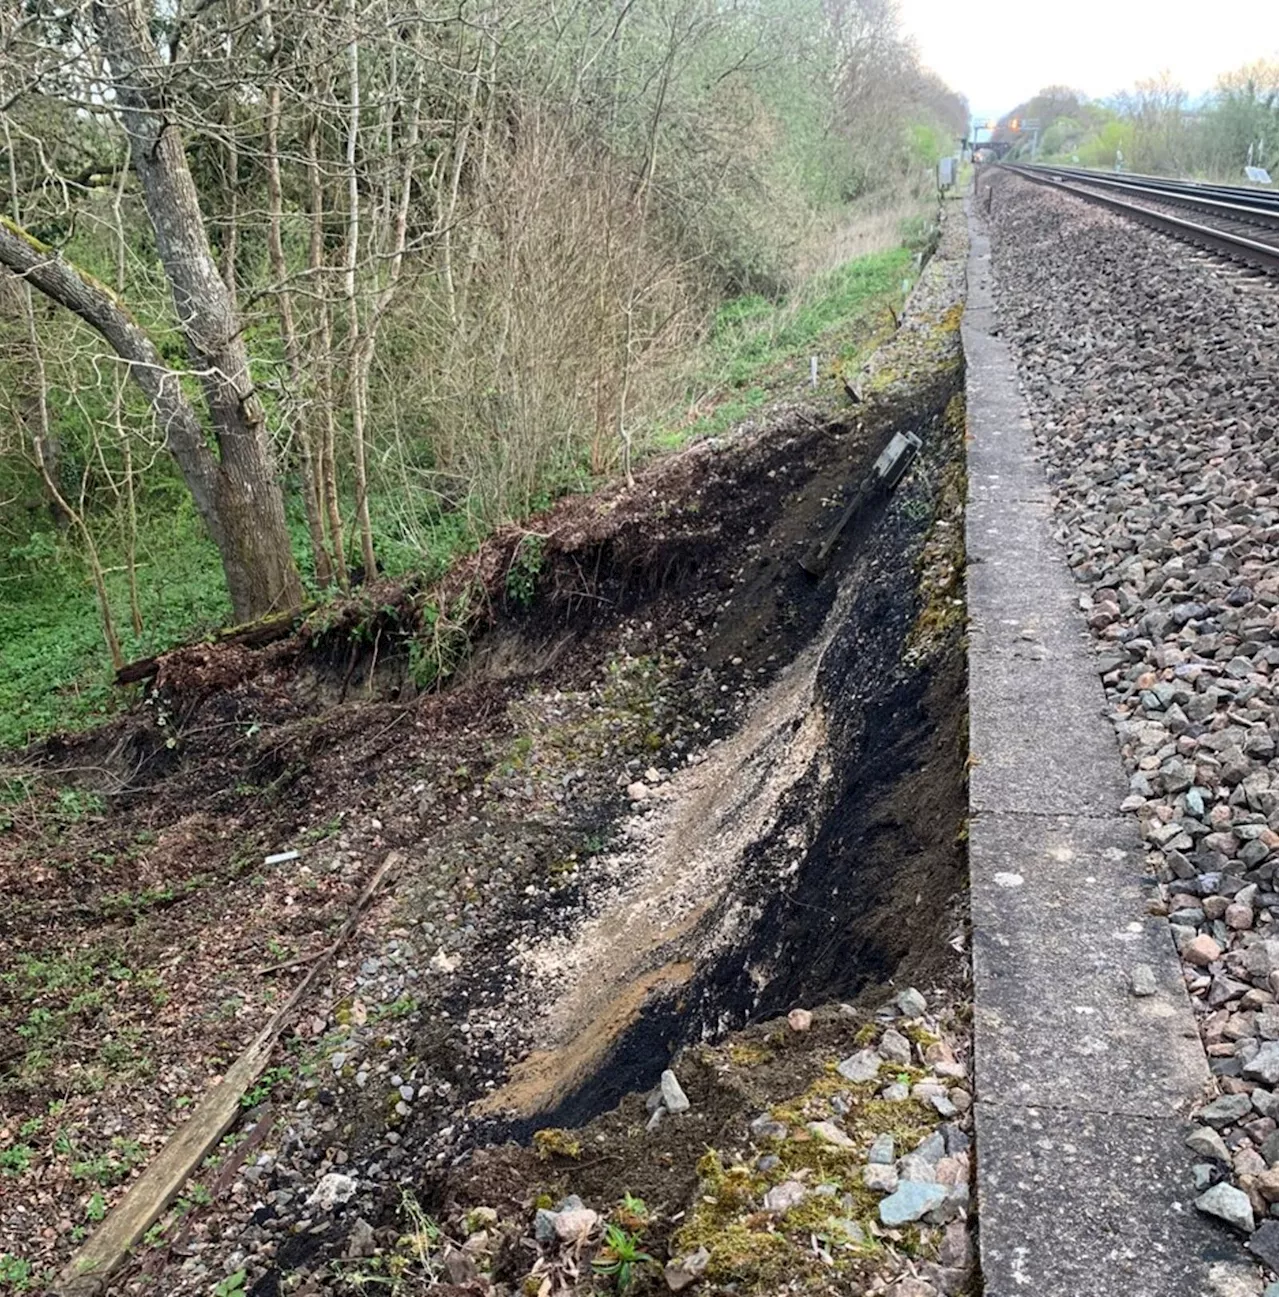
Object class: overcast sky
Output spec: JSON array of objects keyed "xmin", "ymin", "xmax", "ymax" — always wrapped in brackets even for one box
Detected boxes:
[{"xmin": 895, "ymin": 0, "xmax": 1279, "ymax": 119}]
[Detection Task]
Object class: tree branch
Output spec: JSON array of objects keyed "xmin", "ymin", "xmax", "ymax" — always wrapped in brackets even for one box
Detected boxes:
[{"xmin": 0, "ymin": 214, "xmax": 223, "ymax": 544}]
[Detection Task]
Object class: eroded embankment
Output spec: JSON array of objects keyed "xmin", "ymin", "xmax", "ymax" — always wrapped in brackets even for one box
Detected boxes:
[
  {"xmin": 225, "ymin": 210, "xmax": 969, "ymax": 1297},
  {"xmin": 4, "ymin": 206, "xmax": 971, "ymax": 1297},
  {"xmin": 487, "ymin": 409, "xmax": 970, "ymax": 1134}
]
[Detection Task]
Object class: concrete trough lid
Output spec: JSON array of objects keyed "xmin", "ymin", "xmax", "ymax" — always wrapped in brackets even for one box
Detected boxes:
[
  {"xmin": 959, "ymin": 198, "xmax": 1250, "ymax": 1296},
  {"xmin": 873, "ymin": 430, "xmax": 922, "ymax": 488}
]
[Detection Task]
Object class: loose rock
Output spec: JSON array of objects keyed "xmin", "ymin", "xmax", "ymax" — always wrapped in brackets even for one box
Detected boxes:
[
  {"xmin": 660, "ymin": 1069, "xmax": 690, "ymax": 1114},
  {"xmin": 788, "ymin": 1008, "xmax": 813, "ymax": 1032},
  {"xmin": 879, "ymin": 1181, "xmax": 948, "ymax": 1226},
  {"xmin": 1195, "ymin": 1183, "xmax": 1255, "ymax": 1234}
]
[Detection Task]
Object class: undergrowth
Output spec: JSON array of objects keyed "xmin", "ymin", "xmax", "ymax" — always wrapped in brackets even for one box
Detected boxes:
[
  {"xmin": 0, "ymin": 228, "xmax": 926, "ymax": 754},
  {"xmin": 653, "ymin": 242, "xmax": 916, "ymax": 448}
]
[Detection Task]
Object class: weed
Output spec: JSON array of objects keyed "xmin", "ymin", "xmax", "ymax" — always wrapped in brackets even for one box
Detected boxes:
[
  {"xmin": 4, "ymin": 945, "xmax": 142, "ymax": 1050},
  {"xmin": 407, "ymin": 588, "xmax": 476, "ymax": 690},
  {"xmin": 614, "ymin": 1193, "xmax": 650, "ymax": 1231},
  {"xmin": 396, "ymin": 1190, "xmax": 443, "ymax": 1274},
  {"xmin": 592, "ymin": 1223, "xmax": 657, "ymax": 1291},
  {"xmin": 0, "ymin": 1255, "xmax": 33, "ymax": 1289},
  {"xmin": 369, "ymin": 995, "xmax": 418, "ymax": 1022},
  {"xmin": 0, "ymin": 1146, "xmax": 33, "ymax": 1176},
  {"xmin": 70, "ymin": 1138, "xmax": 143, "ymax": 1186},
  {"xmin": 241, "ymin": 1065, "xmax": 293, "ymax": 1108},
  {"xmin": 301, "ymin": 815, "xmax": 344, "ymax": 843},
  {"xmin": 55, "ymin": 788, "xmax": 105, "ymax": 822},
  {"xmin": 504, "ymin": 534, "xmax": 545, "ymax": 608},
  {"xmin": 212, "ymin": 1270, "xmax": 247, "ymax": 1297},
  {"xmin": 85, "ymin": 1191, "xmax": 106, "ymax": 1222}
]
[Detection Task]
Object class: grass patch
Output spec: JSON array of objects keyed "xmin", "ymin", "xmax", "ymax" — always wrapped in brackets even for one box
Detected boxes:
[
  {"xmin": 0, "ymin": 943, "xmax": 166, "ymax": 1094},
  {"xmin": 650, "ymin": 244, "xmax": 915, "ymax": 449}
]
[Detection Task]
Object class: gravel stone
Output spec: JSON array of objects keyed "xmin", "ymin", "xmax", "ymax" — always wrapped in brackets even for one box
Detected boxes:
[
  {"xmin": 750, "ymin": 1115, "xmax": 789, "ymax": 1141},
  {"xmin": 1249, "ymin": 1219, "xmax": 1279, "ymax": 1274},
  {"xmin": 807, "ymin": 1120, "xmax": 855, "ymax": 1148},
  {"xmin": 1185, "ymin": 1126, "xmax": 1232, "ymax": 1164},
  {"xmin": 879, "ymin": 1181, "xmax": 947, "ymax": 1227},
  {"xmin": 659, "ymin": 1069, "xmax": 690, "ymax": 1114},
  {"xmin": 878, "ymin": 1028, "xmax": 912, "ymax": 1064},
  {"xmin": 306, "ymin": 1173, "xmax": 358, "ymax": 1210},
  {"xmin": 1199, "ymin": 1094, "xmax": 1254, "ymax": 1127},
  {"xmin": 763, "ymin": 1180, "xmax": 808, "ymax": 1212},
  {"xmin": 862, "ymin": 1163, "xmax": 899, "ymax": 1194},
  {"xmin": 868, "ymin": 1133, "xmax": 895, "ymax": 1164},
  {"xmin": 836, "ymin": 1049, "xmax": 882, "ymax": 1083},
  {"xmin": 553, "ymin": 1207, "xmax": 598, "ymax": 1241},
  {"xmin": 1183, "ymin": 935, "xmax": 1224, "ymax": 968},
  {"xmin": 1244, "ymin": 1040, "xmax": 1279, "ymax": 1087},
  {"xmin": 1194, "ymin": 1183, "xmax": 1256, "ymax": 1234}
]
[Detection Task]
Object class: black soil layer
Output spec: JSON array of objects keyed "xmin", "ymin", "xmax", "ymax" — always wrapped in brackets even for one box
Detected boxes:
[{"xmin": 1, "ymin": 211, "xmax": 971, "ymax": 1296}]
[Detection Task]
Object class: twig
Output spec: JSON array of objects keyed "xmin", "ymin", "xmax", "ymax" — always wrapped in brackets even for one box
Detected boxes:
[
  {"xmin": 253, "ymin": 949, "xmax": 317, "ymax": 977},
  {"xmin": 254, "ymin": 851, "xmax": 400, "ymax": 993}
]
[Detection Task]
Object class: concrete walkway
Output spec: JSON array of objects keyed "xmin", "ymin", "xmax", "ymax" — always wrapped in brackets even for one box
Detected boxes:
[{"xmin": 962, "ymin": 197, "xmax": 1258, "ymax": 1295}]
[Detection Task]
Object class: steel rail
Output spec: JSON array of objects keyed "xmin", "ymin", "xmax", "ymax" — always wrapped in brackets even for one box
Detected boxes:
[
  {"xmin": 1002, "ymin": 165, "xmax": 1279, "ymax": 277},
  {"xmin": 1012, "ymin": 165, "xmax": 1279, "ymax": 231},
  {"xmin": 1014, "ymin": 162, "xmax": 1279, "ymax": 212}
]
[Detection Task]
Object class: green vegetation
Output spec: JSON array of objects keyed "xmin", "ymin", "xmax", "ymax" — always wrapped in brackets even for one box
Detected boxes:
[
  {"xmin": 532, "ymin": 1127, "xmax": 582, "ymax": 1161},
  {"xmin": 993, "ymin": 64, "xmax": 1278, "ymax": 180},
  {"xmin": 212, "ymin": 1270, "xmax": 247, "ymax": 1297},
  {"xmin": 0, "ymin": 507, "xmax": 229, "ymax": 749},
  {"xmin": 0, "ymin": 1146, "xmax": 32, "ymax": 1176},
  {"xmin": 670, "ymin": 1049, "xmax": 941, "ymax": 1290},
  {"xmin": 0, "ymin": 0, "xmax": 965, "ymax": 752},
  {"xmin": 1, "ymin": 946, "xmax": 165, "ymax": 1094},
  {"xmin": 592, "ymin": 1222, "xmax": 657, "ymax": 1291},
  {"xmin": 0, "ymin": 1255, "xmax": 35, "ymax": 1291},
  {"xmin": 240, "ymin": 1065, "xmax": 296, "ymax": 1109},
  {"xmin": 505, "ymin": 534, "xmax": 546, "ymax": 608},
  {"xmin": 652, "ymin": 243, "xmax": 916, "ymax": 448}
]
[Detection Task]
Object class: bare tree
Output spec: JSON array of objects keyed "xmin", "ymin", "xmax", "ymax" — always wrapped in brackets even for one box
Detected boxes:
[{"xmin": 0, "ymin": 0, "xmax": 303, "ymax": 621}]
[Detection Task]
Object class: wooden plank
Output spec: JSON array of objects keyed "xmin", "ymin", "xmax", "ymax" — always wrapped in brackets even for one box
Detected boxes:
[
  {"xmin": 54, "ymin": 851, "xmax": 401, "ymax": 1295},
  {"xmin": 54, "ymin": 1039, "xmax": 273, "ymax": 1296}
]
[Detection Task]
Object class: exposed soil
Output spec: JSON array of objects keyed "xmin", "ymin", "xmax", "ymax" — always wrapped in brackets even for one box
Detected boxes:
[{"xmin": 0, "ymin": 204, "xmax": 971, "ymax": 1297}]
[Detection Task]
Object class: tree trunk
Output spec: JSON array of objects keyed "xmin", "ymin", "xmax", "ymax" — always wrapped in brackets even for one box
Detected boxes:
[
  {"xmin": 306, "ymin": 120, "xmax": 349, "ymax": 587},
  {"xmin": 265, "ymin": 67, "xmax": 334, "ymax": 588},
  {"xmin": 343, "ymin": 3, "xmax": 378, "ymax": 580},
  {"xmin": 91, "ymin": 0, "xmax": 303, "ymax": 621}
]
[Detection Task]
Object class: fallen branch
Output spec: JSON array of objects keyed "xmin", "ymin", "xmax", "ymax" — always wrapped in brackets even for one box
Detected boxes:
[{"xmin": 114, "ymin": 607, "xmax": 311, "ymax": 685}]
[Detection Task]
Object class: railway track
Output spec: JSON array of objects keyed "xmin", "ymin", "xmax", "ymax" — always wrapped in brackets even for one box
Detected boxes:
[{"xmin": 1001, "ymin": 161, "xmax": 1279, "ymax": 277}]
